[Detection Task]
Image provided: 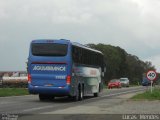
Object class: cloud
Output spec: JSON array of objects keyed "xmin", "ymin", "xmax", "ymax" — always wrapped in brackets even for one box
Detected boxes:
[
  {"xmin": 0, "ymin": 0, "xmax": 160, "ymax": 70},
  {"xmin": 145, "ymin": 55, "xmax": 160, "ymax": 72},
  {"xmin": 0, "ymin": 0, "xmax": 95, "ymax": 24}
]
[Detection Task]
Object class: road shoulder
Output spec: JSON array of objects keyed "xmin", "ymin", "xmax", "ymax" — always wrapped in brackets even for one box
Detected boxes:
[{"xmin": 43, "ymin": 91, "xmax": 154, "ymax": 114}]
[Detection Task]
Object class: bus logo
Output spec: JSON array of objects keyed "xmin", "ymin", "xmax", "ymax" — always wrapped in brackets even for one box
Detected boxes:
[{"xmin": 33, "ymin": 66, "xmax": 66, "ymax": 71}]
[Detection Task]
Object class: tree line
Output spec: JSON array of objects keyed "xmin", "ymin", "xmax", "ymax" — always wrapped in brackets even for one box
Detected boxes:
[{"xmin": 87, "ymin": 43, "xmax": 155, "ymax": 84}]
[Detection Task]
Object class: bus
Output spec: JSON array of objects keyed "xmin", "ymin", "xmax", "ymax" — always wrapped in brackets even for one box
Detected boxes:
[{"xmin": 27, "ymin": 39, "xmax": 106, "ymax": 101}]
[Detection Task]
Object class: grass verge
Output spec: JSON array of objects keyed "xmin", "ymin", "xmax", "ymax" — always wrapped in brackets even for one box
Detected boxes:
[
  {"xmin": 0, "ymin": 88, "xmax": 29, "ymax": 97},
  {"xmin": 131, "ymin": 88, "xmax": 160, "ymax": 100}
]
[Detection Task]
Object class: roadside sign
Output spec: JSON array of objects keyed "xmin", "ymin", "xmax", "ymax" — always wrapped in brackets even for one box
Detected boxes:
[
  {"xmin": 146, "ymin": 70, "xmax": 157, "ymax": 93},
  {"xmin": 146, "ymin": 70, "xmax": 157, "ymax": 81}
]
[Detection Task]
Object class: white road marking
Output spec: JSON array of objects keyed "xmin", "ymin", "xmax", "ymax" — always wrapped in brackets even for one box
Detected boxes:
[{"xmin": 101, "ymin": 88, "xmax": 145, "ymax": 98}]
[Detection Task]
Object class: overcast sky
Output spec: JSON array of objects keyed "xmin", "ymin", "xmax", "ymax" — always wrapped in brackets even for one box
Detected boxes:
[{"xmin": 0, "ymin": 0, "xmax": 160, "ymax": 72}]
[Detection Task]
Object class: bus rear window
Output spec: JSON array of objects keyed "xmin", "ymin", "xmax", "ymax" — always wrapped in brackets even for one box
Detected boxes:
[{"xmin": 32, "ymin": 43, "xmax": 68, "ymax": 56}]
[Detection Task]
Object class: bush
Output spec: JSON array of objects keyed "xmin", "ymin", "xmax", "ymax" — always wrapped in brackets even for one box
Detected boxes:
[
  {"xmin": 131, "ymin": 88, "xmax": 160, "ymax": 100},
  {"xmin": 1, "ymin": 79, "xmax": 27, "ymax": 88}
]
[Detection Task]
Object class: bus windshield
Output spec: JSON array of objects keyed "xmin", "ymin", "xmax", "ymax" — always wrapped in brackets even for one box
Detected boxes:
[{"xmin": 32, "ymin": 43, "xmax": 68, "ymax": 56}]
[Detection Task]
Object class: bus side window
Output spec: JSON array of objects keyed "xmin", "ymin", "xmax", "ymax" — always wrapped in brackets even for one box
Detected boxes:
[
  {"xmin": 72, "ymin": 46, "xmax": 75, "ymax": 62},
  {"xmin": 72, "ymin": 46, "xmax": 81, "ymax": 64},
  {"xmin": 72, "ymin": 46, "xmax": 78, "ymax": 63},
  {"xmin": 79, "ymin": 48, "xmax": 82, "ymax": 64},
  {"xmin": 77, "ymin": 47, "xmax": 81, "ymax": 63}
]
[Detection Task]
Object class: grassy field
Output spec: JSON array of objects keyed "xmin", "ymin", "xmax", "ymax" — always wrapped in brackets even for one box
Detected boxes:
[
  {"xmin": 0, "ymin": 88, "xmax": 29, "ymax": 97},
  {"xmin": 131, "ymin": 88, "xmax": 160, "ymax": 100}
]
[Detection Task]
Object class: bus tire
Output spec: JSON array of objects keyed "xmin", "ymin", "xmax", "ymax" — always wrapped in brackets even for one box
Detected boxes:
[
  {"xmin": 39, "ymin": 94, "xmax": 54, "ymax": 101},
  {"xmin": 99, "ymin": 83, "xmax": 102, "ymax": 92},
  {"xmin": 48, "ymin": 96, "xmax": 55, "ymax": 101},
  {"xmin": 94, "ymin": 92, "xmax": 99, "ymax": 97},
  {"xmin": 39, "ymin": 94, "xmax": 47, "ymax": 101},
  {"xmin": 73, "ymin": 88, "xmax": 79, "ymax": 101},
  {"xmin": 73, "ymin": 85, "xmax": 83, "ymax": 101},
  {"xmin": 79, "ymin": 85, "xmax": 83, "ymax": 101}
]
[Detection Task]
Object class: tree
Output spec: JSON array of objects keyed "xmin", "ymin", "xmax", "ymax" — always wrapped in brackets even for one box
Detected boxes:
[{"xmin": 87, "ymin": 43, "xmax": 155, "ymax": 84}]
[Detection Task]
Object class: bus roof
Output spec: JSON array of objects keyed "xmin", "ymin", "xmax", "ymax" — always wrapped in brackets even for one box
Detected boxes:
[
  {"xmin": 31, "ymin": 39, "xmax": 70, "ymax": 44},
  {"xmin": 71, "ymin": 42, "xmax": 103, "ymax": 55},
  {"xmin": 31, "ymin": 39, "xmax": 103, "ymax": 55}
]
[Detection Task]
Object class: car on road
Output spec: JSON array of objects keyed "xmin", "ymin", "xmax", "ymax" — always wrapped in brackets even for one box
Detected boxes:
[
  {"xmin": 108, "ymin": 79, "xmax": 121, "ymax": 89},
  {"xmin": 120, "ymin": 78, "xmax": 129, "ymax": 87},
  {"xmin": 142, "ymin": 77, "xmax": 151, "ymax": 86}
]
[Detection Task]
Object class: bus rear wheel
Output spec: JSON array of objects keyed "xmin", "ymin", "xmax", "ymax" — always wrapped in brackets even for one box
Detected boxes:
[
  {"xmin": 39, "ymin": 94, "xmax": 55, "ymax": 101},
  {"xmin": 79, "ymin": 85, "xmax": 84, "ymax": 101},
  {"xmin": 94, "ymin": 92, "xmax": 99, "ymax": 97},
  {"xmin": 73, "ymin": 85, "xmax": 83, "ymax": 101},
  {"xmin": 94, "ymin": 85, "xmax": 100, "ymax": 97}
]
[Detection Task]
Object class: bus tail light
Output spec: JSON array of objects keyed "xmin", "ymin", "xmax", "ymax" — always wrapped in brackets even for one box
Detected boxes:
[
  {"xmin": 66, "ymin": 75, "xmax": 71, "ymax": 85},
  {"xmin": 28, "ymin": 74, "xmax": 31, "ymax": 83}
]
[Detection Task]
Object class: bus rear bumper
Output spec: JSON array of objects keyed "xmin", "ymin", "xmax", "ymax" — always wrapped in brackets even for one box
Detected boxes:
[{"xmin": 28, "ymin": 84, "xmax": 70, "ymax": 96}]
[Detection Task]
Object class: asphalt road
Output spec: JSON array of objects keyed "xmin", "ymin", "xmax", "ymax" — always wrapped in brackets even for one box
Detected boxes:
[{"xmin": 0, "ymin": 86, "xmax": 146, "ymax": 115}]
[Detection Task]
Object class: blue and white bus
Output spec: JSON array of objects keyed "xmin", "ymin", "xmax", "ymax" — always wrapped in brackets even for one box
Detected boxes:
[{"xmin": 27, "ymin": 39, "xmax": 106, "ymax": 101}]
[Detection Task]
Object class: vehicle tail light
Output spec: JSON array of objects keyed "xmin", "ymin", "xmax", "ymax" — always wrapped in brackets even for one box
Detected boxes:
[
  {"xmin": 66, "ymin": 75, "xmax": 71, "ymax": 85},
  {"xmin": 28, "ymin": 74, "xmax": 31, "ymax": 83}
]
